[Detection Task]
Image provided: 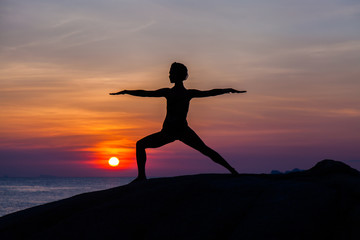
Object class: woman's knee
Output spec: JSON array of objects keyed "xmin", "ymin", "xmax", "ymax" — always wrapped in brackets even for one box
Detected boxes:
[{"xmin": 136, "ymin": 139, "xmax": 146, "ymax": 149}]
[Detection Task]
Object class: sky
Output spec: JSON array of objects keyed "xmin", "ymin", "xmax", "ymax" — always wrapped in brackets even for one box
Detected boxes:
[{"xmin": 1, "ymin": 0, "xmax": 360, "ymax": 177}]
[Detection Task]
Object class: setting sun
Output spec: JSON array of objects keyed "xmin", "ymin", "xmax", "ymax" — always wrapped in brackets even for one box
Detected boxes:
[{"xmin": 108, "ymin": 157, "xmax": 120, "ymax": 167}]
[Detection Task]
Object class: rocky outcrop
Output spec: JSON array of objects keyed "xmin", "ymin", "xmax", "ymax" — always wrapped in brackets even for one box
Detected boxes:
[
  {"xmin": 0, "ymin": 159, "xmax": 359, "ymax": 240},
  {"xmin": 307, "ymin": 159, "xmax": 360, "ymax": 176}
]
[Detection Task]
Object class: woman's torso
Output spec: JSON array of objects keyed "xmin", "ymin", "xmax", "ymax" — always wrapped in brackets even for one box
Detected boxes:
[{"xmin": 162, "ymin": 87, "xmax": 191, "ymax": 132}]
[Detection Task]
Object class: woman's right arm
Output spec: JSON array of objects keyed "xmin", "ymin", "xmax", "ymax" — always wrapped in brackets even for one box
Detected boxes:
[{"xmin": 109, "ymin": 88, "xmax": 169, "ymax": 97}]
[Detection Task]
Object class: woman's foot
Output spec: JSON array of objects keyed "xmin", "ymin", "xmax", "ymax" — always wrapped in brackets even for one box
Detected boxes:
[{"xmin": 230, "ymin": 168, "xmax": 239, "ymax": 175}]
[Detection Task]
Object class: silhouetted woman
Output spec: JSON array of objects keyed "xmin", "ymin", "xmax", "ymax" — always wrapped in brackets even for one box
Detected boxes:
[{"xmin": 110, "ymin": 62, "xmax": 246, "ymax": 181}]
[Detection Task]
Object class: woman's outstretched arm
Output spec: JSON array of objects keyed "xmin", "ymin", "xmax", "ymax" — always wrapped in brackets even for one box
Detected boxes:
[
  {"xmin": 189, "ymin": 88, "xmax": 246, "ymax": 98},
  {"xmin": 109, "ymin": 88, "xmax": 169, "ymax": 97}
]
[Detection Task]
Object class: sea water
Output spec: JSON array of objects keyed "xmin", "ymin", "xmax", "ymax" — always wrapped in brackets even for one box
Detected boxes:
[{"xmin": 0, "ymin": 177, "xmax": 132, "ymax": 217}]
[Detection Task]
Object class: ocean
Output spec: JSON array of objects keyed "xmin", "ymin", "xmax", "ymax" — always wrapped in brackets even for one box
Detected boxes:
[{"xmin": 0, "ymin": 177, "xmax": 132, "ymax": 217}]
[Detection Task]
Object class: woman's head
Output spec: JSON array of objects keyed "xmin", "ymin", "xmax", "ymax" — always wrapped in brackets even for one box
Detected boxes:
[{"xmin": 169, "ymin": 62, "xmax": 188, "ymax": 83}]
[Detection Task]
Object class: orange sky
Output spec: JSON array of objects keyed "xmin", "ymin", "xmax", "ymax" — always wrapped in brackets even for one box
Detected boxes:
[{"xmin": 1, "ymin": 0, "xmax": 360, "ymax": 177}]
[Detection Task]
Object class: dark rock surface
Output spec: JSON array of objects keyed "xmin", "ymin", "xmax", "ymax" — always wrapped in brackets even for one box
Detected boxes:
[{"xmin": 1, "ymin": 159, "xmax": 360, "ymax": 240}]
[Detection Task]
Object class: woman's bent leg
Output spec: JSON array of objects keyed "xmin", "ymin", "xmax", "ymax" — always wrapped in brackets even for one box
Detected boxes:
[{"xmin": 134, "ymin": 131, "xmax": 174, "ymax": 181}]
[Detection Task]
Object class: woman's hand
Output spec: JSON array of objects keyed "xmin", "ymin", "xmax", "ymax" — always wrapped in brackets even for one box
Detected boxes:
[
  {"xmin": 226, "ymin": 88, "xmax": 247, "ymax": 93},
  {"xmin": 109, "ymin": 90, "xmax": 127, "ymax": 95}
]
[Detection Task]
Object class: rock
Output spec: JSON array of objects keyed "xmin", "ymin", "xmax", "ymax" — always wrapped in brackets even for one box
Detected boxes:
[
  {"xmin": 0, "ymin": 160, "xmax": 359, "ymax": 240},
  {"xmin": 271, "ymin": 170, "xmax": 283, "ymax": 174},
  {"xmin": 271, "ymin": 168, "xmax": 304, "ymax": 175},
  {"xmin": 307, "ymin": 159, "xmax": 360, "ymax": 176}
]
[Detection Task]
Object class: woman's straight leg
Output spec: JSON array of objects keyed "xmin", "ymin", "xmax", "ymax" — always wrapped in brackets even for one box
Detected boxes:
[{"xmin": 179, "ymin": 127, "xmax": 238, "ymax": 174}]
